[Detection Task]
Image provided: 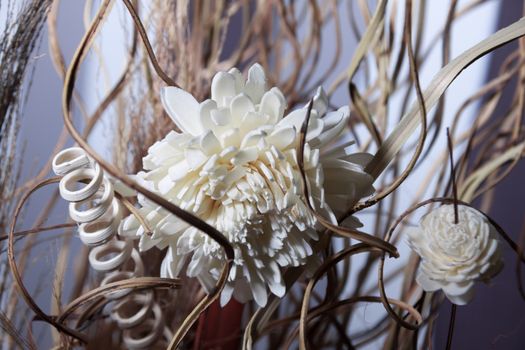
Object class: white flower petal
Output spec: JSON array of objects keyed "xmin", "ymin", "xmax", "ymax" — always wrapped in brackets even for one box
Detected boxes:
[
  {"xmin": 211, "ymin": 71, "xmax": 237, "ymax": 107},
  {"xmin": 267, "ymin": 127, "xmax": 296, "ymax": 150},
  {"xmin": 158, "ymin": 220, "xmax": 188, "ymax": 237},
  {"xmin": 230, "ymin": 93, "xmax": 255, "ymax": 126},
  {"xmin": 210, "ymin": 107, "xmax": 231, "ymax": 126},
  {"xmin": 241, "ymin": 111, "xmax": 268, "ymax": 133},
  {"xmin": 139, "ymin": 233, "xmax": 161, "ymax": 251},
  {"xmin": 240, "ymin": 130, "xmax": 267, "ymax": 149},
  {"xmin": 260, "ymin": 87, "xmax": 286, "ymax": 124},
  {"xmin": 228, "ymin": 68, "xmax": 244, "ymax": 91},
  {"xmin": 185, "ymin": 148, "xmax": 208, "ymax": 170},
  {"xmin": 199, "ymin": 99, "xmax": 217, "ymax": 131},
  {"xmin": 277, "ymin": 108, "xmax": 305, "ymax": 130},
  {"xmin": 220, "ymin": 283, "xmax": 235, "ymax": 306},
  {"xmin": 231, "ymin": 148, "xmax": 258, "ymax": 166},
  {"xmin": 443, "ymin": 282, "xmax": 475, "ymax": 306},
  {"xmin": 250, "ymin": 276, "xmax": 268, "ymax": 307},
  {"xmin": 305, "ymin": 116, "xmax": 324, "ymax": 141},
  {"xmin": 416, "ymin": 271, "xmax": 442, "ymax": 292},
  {"xmin": 219, "ymin": 128, "xmax": 241, "ymax": 148},
  {"xmin": 168, "ymin": 160, "xmax": 190, "ymax": 181},
  {"xmin": 161, "ymin": 245, "xmax": 186, "ymax": 278},
  {"xmin": 313, "ymin": 86, "xmax": 328, "ymax": 116},
  {"xmin": 161, "ymin": 87, "xmax": 203, "ymax": 135},
  {"xmin": 199, "ymin": 130, "xmax": 221, "ymax": 155},
  {"xmin": 313, "ymin": 107, "xmax": 349, "ymax": 147},
  {"xmin": 277, "ymin": 108, "xmax": 324, "ymax": 141},
  {"xmin": 245, "ymin": 63, "xmax": 267, "ymax": 103}
]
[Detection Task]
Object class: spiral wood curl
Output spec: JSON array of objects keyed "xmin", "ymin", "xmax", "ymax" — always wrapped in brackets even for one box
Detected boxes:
[{"xmin": 53, "ymin": 147, "xmax": 171, "ymax": 349}]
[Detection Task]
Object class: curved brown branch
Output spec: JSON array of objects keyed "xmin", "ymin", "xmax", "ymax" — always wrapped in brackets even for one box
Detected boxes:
[
  {"xmin": 121, "ymin": 0, "xmax": 178, "ymax": 87},
  {"xmin": 7, "ymin": 177, "xmax": 88, "ymax": 343},
  {"xmin": 299, "ymin": 244, "xmax": 380, "ymax": 350}
]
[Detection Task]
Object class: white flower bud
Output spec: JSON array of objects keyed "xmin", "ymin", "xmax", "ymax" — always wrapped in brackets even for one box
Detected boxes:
[{"xmin": 407, "ymin": 204, "xmax": 503, "ymax": 305}]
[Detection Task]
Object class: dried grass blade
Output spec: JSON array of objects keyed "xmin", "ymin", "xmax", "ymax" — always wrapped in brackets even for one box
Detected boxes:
[
  {"xmin": 328, "ymin": 0, "xmax": 387, "ymax": 94},
  {"xmin": 366, "ymin": 17, "xmax": 525, "ymax": 180},
  {"xmin": 354, "ymin": 0, "xmax": 428, "ymax": 212},
  {"xmin": 349, "ymin": 83, "xmax": 382, "ymax": 145},
  {"xmin": 459, "ymin": 141, "xmax": 525, "ymax": 202},
  {"xmin": 121, "ymin": 0, "xmax": 178, "ymax": 87},
  {"xmin": 0, "ymin": 310, "xmax": 34, "ymax": 350}
]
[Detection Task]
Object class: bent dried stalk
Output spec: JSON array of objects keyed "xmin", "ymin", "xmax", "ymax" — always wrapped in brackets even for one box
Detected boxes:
[{"xmin": 367, "ymin": 17, "xmax": 525, "ymax": 179}]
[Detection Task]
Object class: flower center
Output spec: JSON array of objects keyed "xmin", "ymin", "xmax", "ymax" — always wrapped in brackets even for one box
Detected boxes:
[
  {"xmin": 188, "ymin": 129, "xmax": 316, "ymax": 244},
  {"xmin": 436, "ymin": 223, "xmax": 470, "ymax": 258}
]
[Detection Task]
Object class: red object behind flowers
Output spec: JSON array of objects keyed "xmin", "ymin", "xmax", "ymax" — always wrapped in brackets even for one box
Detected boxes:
[{"xmin": 193, "ymin": 299, "xmax": 244, "ymax": 350}]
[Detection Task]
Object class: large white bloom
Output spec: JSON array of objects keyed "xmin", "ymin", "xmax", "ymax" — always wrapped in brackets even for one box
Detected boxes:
[
  {"xmin": 120, "ymin": 63, "xmax": 374, "ymax": 306},
  {"xmin": 407, "ymin": 204, "xmax": 503, "ymax": 305}
]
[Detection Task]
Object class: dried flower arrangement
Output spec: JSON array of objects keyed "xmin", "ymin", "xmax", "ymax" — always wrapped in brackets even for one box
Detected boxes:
[{"xmin": 2, "ymin": 0, "xmax": 525, "ymax": 349}]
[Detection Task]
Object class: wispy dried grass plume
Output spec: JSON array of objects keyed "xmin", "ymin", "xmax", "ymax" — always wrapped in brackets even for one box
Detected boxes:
[{"xmin": 0, "ymin": 0, "xmax": 52, "ymax": 238}]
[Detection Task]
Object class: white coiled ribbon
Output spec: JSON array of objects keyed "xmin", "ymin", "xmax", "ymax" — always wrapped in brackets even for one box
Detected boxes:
[{"xmin": 53, "ymin": 147, "xmax": 171, "ymax": 349}]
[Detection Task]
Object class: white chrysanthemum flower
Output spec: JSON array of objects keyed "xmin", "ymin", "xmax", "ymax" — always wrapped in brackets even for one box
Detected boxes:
[
  {"xmin": 407, "ymin": 204, "xmax": 503, "ymax": 305},
  {"xmin": 120, "ymin": 63, "xmax": 374, "ymax": 306}
]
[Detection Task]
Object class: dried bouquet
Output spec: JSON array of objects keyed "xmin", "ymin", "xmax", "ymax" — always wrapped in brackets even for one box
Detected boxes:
[{"xmin": 2, "ymin": 0, "xmax": 525, "ymax": 349}]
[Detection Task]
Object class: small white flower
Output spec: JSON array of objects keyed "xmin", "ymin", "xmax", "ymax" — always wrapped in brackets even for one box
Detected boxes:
[
  {"xmin": 120, "ymin": 63, "xmax": 374, "ymax": 307},
  {"xmin": 407, "ymin": 204, "xmax": 503, "ymax": 305}
]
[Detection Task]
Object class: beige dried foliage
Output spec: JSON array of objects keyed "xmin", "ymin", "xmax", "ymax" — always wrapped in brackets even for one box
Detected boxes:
[{"xmin": 2, "ymin": 1, "xmax": 525, "ymax": 349}]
